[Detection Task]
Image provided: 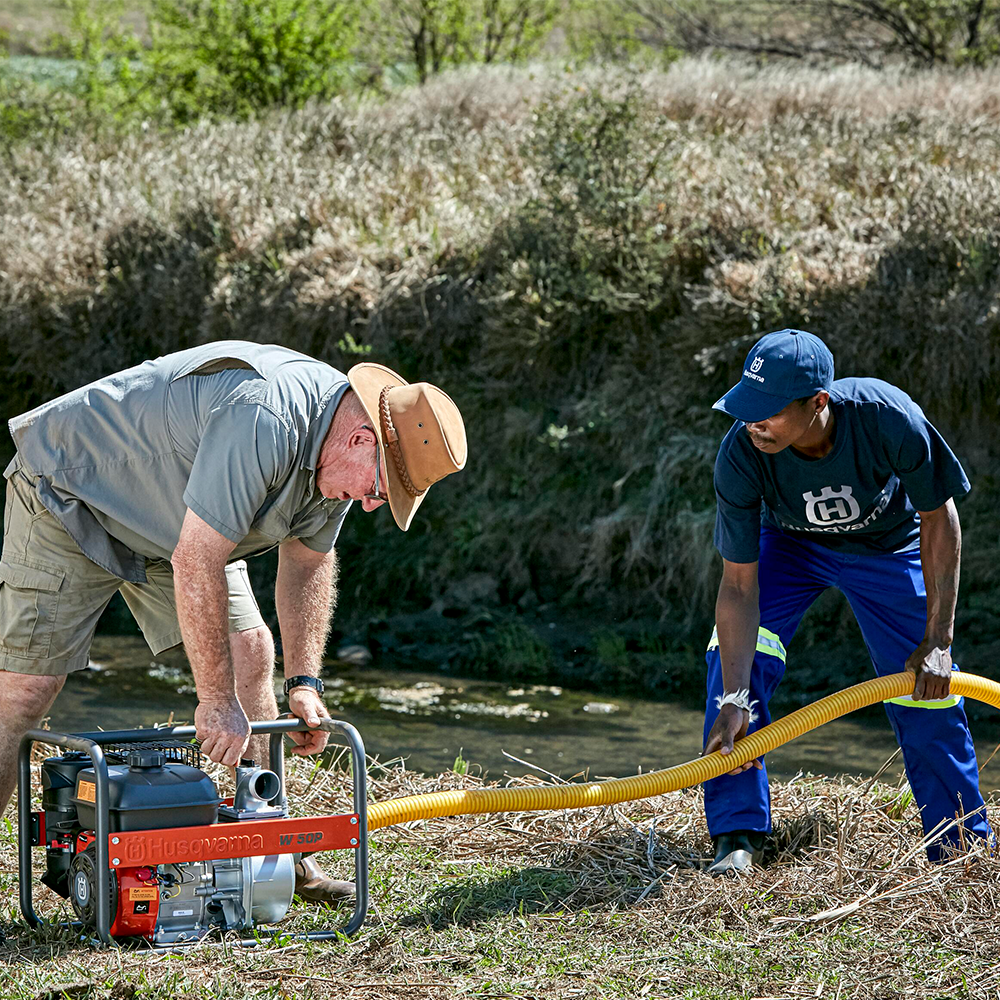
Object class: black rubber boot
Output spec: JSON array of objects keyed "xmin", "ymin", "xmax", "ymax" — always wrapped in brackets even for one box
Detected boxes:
[{"xmin": 706, "ymin": 830, "xmax": 765, "ymax": 877}]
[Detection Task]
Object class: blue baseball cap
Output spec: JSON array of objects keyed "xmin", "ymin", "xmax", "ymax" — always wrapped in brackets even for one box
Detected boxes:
[{"xmin": 712, "ymin": 329, "xmax": 834, "ymax": 422}]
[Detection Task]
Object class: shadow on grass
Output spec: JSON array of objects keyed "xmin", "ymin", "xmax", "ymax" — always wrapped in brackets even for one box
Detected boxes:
[
  {"xmin": 763, "ymin": 809, "xmax": 835, "ymax": 867},
  {"xmin": 404, "ymin": 809, "xmax": 836, "ymax": 930},
  {"xmin": 403, "ymin": 866, "xmax": 578, "ymax": 930},
  {"xmin": 403, "ymin": 829, "xmax": 704, "ymax": 930},
  {"xmin": 0, "ymin": 913, "xmax": 104, "ymax": 965}
]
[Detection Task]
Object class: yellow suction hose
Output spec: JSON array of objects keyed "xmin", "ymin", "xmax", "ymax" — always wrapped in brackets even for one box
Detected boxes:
[{"xmin": 365, "ymin": 672, "xmax": 1000, "ymax": 832}]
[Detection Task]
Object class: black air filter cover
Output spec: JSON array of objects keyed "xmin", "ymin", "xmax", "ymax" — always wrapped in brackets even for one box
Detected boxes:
[{"xmin": 72, "ymin": 760, "xmax": 221, "ymax": 833}]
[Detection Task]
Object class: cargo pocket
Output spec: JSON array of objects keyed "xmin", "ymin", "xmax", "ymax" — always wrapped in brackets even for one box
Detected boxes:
[{"xmin": 0, "ymin": 561, "xmax": 64, "ymax": 658}]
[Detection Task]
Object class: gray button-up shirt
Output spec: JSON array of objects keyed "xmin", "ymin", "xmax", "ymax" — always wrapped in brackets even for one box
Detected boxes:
[{"xmin": 6, "ymin": 342, "xmax": 353, "ymax": 583}]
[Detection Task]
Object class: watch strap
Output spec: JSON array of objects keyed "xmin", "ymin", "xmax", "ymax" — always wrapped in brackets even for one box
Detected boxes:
[{"xmin": 283, "ymin": 675, "xmax": 325, "ymax": 697}]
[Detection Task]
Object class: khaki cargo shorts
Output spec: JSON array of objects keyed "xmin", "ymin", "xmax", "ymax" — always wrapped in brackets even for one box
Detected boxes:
[{"xmin": 0, "ymin": 468, "xmax": 265, "ymax": 676}]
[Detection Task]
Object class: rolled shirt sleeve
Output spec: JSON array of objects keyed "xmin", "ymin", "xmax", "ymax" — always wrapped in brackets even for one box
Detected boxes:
[
  {"xmin": 182, "ymin": 403, "xmax": 292, "ymax": 542},
  {"xmin": 298, "ymin": 499, "xmax": 353, "ymax": 554}
]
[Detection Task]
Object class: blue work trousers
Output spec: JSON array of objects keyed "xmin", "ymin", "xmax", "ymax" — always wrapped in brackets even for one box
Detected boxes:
[{"xmin": 703, "ymin": 526, "xmax": 990, "ymax": 861}]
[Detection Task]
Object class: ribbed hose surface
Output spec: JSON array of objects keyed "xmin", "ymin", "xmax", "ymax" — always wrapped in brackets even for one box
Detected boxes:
[{"xmin": 366, "ymin": 672, "xmax": 1000, "ymax": 832}]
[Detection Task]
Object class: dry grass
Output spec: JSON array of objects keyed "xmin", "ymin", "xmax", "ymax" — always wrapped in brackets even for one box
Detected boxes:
[
  {"xmin": 392, "ymin": 57, "xmax": 1000, "ymax": 126},
  {"xmin": 5, "ymin": 59, "xmax": 1000, "ymax": 343},
  {"xmin": 2, "ymin": 745, "xmax": 999, "ymax": 999},
  {"xmin": 4, "ymin": 57, "xmax": 999, "ymax": 417}
]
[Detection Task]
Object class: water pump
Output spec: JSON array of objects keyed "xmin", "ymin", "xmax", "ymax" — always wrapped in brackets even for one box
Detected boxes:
[{"xmin": 19, "ymin": 719, "xmax": 368, "ymax": 947}]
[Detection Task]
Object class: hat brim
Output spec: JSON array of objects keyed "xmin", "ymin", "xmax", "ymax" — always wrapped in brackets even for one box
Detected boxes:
[
  {"xmin": 712, "ymin": 381, "xmax": 791, "ymax": 423},
  {"xmin": 348, "ymin": 363, "xmax": 426, "ymax": 531}
]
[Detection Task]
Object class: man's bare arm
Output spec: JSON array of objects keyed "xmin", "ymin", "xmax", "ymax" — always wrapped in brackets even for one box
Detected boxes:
[
  {"xmin": 715, "ymin": 559, "xmax": 761, "ymax": 696},
  {"xmin": 276, "ymin": 538, "xmax": 339, "ymax": 755},
  {"xmin": 704, "ymin": 558, "xmax": 763, "ymax": 774},
  {"xmin": 172, "ymin": 508, "xmax": 249, "ymax": 766},
  {"xmin": 906, "ymin": 499, "xmax": 961, "ymax": 701}
]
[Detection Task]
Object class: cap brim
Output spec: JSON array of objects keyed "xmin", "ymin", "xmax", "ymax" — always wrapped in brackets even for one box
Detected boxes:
[
  {"xmin": 348, "ymin": 363, "xmax": 426, "ymax": 531},
  {"xmin": 712, "ymin": 381, "xmax": 790, "ymax": 422}
]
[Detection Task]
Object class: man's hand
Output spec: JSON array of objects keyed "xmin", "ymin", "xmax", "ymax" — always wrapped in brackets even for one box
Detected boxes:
[
  {"xmin": 195, "ymin": 697, "xmax": 251, "ymax": 766},
  {"xmin": 286, "ymin": 687, "xmax": 332, "ymax": 756},
  {"xmin": 905, "ymin": 641, "xmax": 953, "ymax": 701},
  {"xmin": 703, "ymin": 704, "xmax": 763, "ymax": 776}
]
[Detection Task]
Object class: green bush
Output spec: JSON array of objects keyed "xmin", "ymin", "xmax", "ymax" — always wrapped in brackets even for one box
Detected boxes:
[
  {"xmin": 475, "ymin": 82, "xmax": 686, "ymax": 390},
  {"xmin": 0, "ymin": 73, "xmax": 81, "ymax": 144},
  {"xmin": 144, "ymin": 0, "xmax": 366, "ymax": 122},
  {"xmin": 366, "ymin": 0, "xmax": 561, "ymax": 87},
  {"xmin": 57, "ymin": 0, "xmax": 143, "ymax": 122},
  {"xmin": 31, "ymin": 0, "xmax": 367, "ymax": 130}
]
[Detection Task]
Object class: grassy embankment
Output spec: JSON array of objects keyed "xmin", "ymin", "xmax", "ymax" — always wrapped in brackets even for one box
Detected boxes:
[
  {"xmin": 4, "ymin": 58, "xmax": 1000, "ymax": 994},
  {"xmin": 3, "ymin": 747, "xmax": 1000, "ymax": 999},
  {"xmin": 1, "ymin": 59, "xmax": 999, "ymax": 711}
]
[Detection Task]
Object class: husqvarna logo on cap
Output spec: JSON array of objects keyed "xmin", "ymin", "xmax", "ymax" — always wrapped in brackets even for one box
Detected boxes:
[{"xmin": 744, "ymin": 355, "xmax": 766, "ymax": 383}]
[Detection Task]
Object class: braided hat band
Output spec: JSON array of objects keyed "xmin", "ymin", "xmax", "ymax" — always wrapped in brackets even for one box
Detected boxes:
[{"xmin": 379, "ymin": 385, "xmax": 425, "ymax": 498}]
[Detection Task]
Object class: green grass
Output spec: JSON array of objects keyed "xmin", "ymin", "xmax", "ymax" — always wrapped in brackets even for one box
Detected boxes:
[
  {"xmin": 463, "ymin": 622, "xmax": 553, "ymax": 682},
  {"xmin": 594, "ymin": 630, "xmax": 629, "ymax": 672}
]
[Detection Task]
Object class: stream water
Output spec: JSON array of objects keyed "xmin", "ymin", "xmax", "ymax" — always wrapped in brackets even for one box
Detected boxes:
[{"xmin": 47, "ymin": 636, "xmax": 1000, "ymax": 792}]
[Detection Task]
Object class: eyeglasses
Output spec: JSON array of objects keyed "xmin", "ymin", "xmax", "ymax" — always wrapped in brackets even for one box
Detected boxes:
[{"xmin": 362, "ymin": 426, "xmax": 388, "ymax": 503}]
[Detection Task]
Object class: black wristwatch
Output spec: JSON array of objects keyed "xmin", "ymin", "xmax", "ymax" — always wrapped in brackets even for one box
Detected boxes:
[{"xmin": 283, "ymin": 675, "xmax": 325, "ymax": 698}]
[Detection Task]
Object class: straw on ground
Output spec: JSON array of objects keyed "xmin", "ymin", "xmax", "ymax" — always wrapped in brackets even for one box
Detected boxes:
[{"xmin": 1, "ymin": 745, "xmax": 998, "ymax": 999}]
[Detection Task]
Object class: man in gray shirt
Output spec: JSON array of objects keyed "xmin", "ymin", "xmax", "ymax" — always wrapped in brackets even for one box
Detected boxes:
[{"xmin": 0, "ymin": 341, "xmax": 468, "ymax": 902}]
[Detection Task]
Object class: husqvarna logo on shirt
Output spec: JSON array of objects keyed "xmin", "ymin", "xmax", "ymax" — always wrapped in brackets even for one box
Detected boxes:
[
  {"xmin": 744, "ymin": 356, "xmax": 765, "ymax": 383},
  {"xmin": 803, "ymin": 486, "xmax": 861, "ymax": 525}
]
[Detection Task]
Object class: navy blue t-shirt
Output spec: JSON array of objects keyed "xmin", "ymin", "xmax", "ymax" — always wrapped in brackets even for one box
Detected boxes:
[{"xmin": 713, "ymin": 378, "xmax": 970, "ymax": 563}]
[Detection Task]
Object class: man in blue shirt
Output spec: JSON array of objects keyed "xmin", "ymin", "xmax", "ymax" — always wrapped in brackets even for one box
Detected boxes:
[{"xmin": 704, "ymin": 329, "xmax": 989, "ymax": 874}]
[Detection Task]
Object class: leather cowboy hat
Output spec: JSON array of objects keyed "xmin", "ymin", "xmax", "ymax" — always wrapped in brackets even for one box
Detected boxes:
[{"xmin": 347, "ymin": 363, "xmax": 468, "ymax": 531}]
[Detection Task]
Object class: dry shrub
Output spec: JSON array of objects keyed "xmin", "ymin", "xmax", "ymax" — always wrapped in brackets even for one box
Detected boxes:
[{"xmin": 1, "ymin": 59, "xmax": 999, "ymax": 685}]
